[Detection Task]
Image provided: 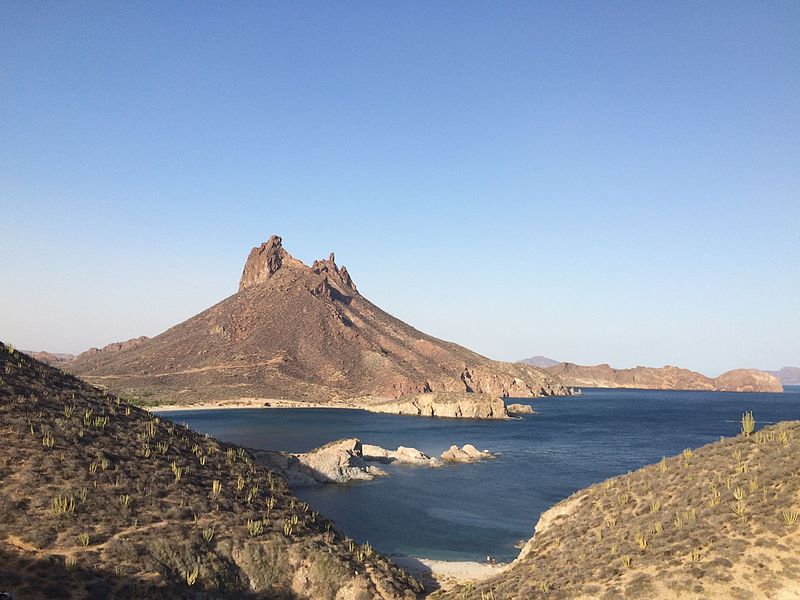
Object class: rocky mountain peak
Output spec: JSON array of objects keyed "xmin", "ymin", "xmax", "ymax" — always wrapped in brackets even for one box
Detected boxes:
[
  {"xmin": 311, "ymin": 251, "xmax": 357, "ymax": 292},
  {"xmin": 239, "ymin": 236, "xmax": 358, "ymax": 293},
  {"xmin": 238, "ymin": 235, "xmax": 290, "ymax": 291}
]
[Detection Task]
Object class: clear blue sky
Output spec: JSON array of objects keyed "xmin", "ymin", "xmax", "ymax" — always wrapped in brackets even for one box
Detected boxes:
[{"xmin": 2, "ymin": 2, "xmax": 798, "ymax": 375}]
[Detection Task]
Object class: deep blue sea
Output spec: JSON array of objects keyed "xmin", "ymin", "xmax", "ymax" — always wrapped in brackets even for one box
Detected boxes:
[{"xmin": 161, "ymin": 386, "xmax": 800, "ymax": 562}]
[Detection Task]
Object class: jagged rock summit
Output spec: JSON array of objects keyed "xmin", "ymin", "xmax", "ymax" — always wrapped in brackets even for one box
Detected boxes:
[
  {"xmin": 70, "ymin": 234, "xmax": 569, "ymax": 405},
  {"xmin": 239, "ymin": 235, "xmax": 357, "ymax": 295}
]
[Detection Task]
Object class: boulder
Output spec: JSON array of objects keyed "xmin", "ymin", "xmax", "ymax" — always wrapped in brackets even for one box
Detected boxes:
[
  {"xmin": 252, "ymin": 438, "xmax": 386, "ymax": 485},
  {"xmin": 361, "ymin": 444, "xmax": 392, "ymax": 462},
  {"xmin": 506, "ymin": 403, "xmax": 534, "ymax": 415},
  {"xmin": 362, "ymin": 443, "xmax": 443, "ymax": 467},
  {"xmin": 298, "ymin": 438, "xmax": 386, "ymax": 483},
  {"xmin": 441, "ymin": 444, "xmax": 496, "ymax": 463}
]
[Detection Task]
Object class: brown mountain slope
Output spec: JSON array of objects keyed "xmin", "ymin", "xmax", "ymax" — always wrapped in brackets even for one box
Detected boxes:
[
  {"xmin": 436, "ymin": 418, "xmax": 800, "ymax": 600},
  {"xmin": 547, "ymin": 362, "xmax": 782, "ymax": 393},
  {"xmin": 69, "ymin": 235, "xmax": 568, "ymax": 405},
  {"xmin": 0, "ymin": 341, "xmax": 421, "ymax": 599}
]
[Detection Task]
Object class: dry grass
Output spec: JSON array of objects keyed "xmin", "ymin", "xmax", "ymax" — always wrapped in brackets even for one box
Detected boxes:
[
  {"xmin": 436, "ymin": 419, "xmax": 800, "ymax": 600},
  {"xmin": 0, "ymin": 342, "xmax": 421, "ymax": 599}
]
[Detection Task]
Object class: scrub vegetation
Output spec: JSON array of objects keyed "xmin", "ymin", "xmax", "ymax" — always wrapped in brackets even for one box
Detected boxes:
[
  {"xmin": 438, "ymin": 418, "xmax": 800, "ymax": 599},
  {"xmin": 0, "ymin": 342, "xmax": 421, "ymax": 599}
]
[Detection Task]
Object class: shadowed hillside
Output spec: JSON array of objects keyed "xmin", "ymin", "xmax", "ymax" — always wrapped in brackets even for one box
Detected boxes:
[
  {"xmin": 0, "ymin": 342, "xmax": 421, "ymax": 599},
  {"xmin": 69, "ymin": 235, "xmax": 568, "ymax": 405},
  {"xmin": 435, "ymin": 417, "xmax": 800, "ymax": 599}
]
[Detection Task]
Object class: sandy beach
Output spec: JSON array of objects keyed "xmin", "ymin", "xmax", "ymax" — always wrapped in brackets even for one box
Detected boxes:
[
  {"xmin": 391, "ymin": 556, "xmax": 508, "ymax": 592},
  {"xmin": 147, "ymin": 397, "xmax": 366, "ymax": 413}
]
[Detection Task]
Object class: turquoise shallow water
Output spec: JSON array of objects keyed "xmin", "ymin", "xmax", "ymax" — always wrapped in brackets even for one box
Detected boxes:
[{"xmin": 161, "ymin": 387, "xmax": 800, "ymax": 562}]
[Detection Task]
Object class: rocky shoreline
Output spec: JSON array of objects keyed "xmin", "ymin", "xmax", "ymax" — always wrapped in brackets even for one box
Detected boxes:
[
  {"xmin": 147, "ymin": 392, "xmax": 543, "ymax": 420},
  {"xmin": 363, "ymin": 391, "xmax": 511, "ymax": 419}
]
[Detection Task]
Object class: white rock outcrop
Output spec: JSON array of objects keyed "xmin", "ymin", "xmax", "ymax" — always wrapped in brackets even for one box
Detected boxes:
[
  {"xmin": 252, "ymin": 438, "xmax": 386, "ymax": 485},
  {"xmin": 253, "ymin": 438, "xmax": 495, "ymax": 486},
  {"xmin": 362, "ymin": 444, "xmax": 443, "ymax": 467},
  {"xmin": 440, "ymin": 444, "xmax": 496, "ymax": 463}
]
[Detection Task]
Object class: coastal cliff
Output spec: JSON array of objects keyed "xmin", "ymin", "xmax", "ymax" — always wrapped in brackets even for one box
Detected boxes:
[{"xmin": 547, "ymin": 362, "xmax": 783, "ymax": 393}]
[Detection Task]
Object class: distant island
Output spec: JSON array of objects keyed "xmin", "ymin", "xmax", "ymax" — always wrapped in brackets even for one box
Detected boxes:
[{"xmin": 518, "ymin": 357, "xmax": 783, "ymax": 393}]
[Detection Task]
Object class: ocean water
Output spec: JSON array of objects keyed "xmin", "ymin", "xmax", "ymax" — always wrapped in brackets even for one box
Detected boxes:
[{"xmin": 161, "ymin": 387, "xmax": 800, "ymax": 562}]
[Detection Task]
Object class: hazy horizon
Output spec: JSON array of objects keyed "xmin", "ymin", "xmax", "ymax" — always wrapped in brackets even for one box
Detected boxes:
[{"xmin": 2, "ymin": 3, "xmax": 798, "ymax": 376}]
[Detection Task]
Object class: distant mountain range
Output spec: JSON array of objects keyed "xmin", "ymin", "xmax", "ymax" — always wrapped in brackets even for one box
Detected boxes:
[
  {"xmin": 20, "ymin": 350, "xmax": 76, "ymax": 364},
  {"xmin": 518, "ymin": 357, "xmax": 786, "ymax": 393},
  {"xmin": 519, "ymin": 355, "xmax": 561, "ymax": 368},
  {"xmin": 768, "ymin": 367, "xmax": 800, "ymax": 385}
]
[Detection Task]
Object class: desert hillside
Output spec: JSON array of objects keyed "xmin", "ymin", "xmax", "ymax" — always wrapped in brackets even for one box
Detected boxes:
[
  {"xmin": 0, "ymin": 342, "xmax": 421, "ymax": 599},
  {"xmin": 436, "ymin": 417, "xmax": 800, "ymax": 599},
  {"xmin": 69, "ymin": 235, "xmax": 568, "ymax": 405},
  {"xmin": 547, "ymin": 362, "xmax": 782, "ymax": 393}
]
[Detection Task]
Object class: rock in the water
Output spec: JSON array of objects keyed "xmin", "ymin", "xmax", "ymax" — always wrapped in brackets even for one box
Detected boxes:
[
  {"xmin": 507, "ymin": 403, "xmax": 534, "ymax": 415},
  {"xmin": 362, "ymin": 444, "xmax": 443, "ymax": 467},
  {"xmin": 441, "ymin": 444, "xmax": 496, "ymax": 462},
  {"xmin": 365, "ymin": 392, "xmax": 509, "ymax": 419},
  {"xmin": 298, "ymin": 438, "xmax": 386, "ymax": 483},
  {"xmin": 253, "ymin": 438, "xmax": 386, "ymax": 485}
]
